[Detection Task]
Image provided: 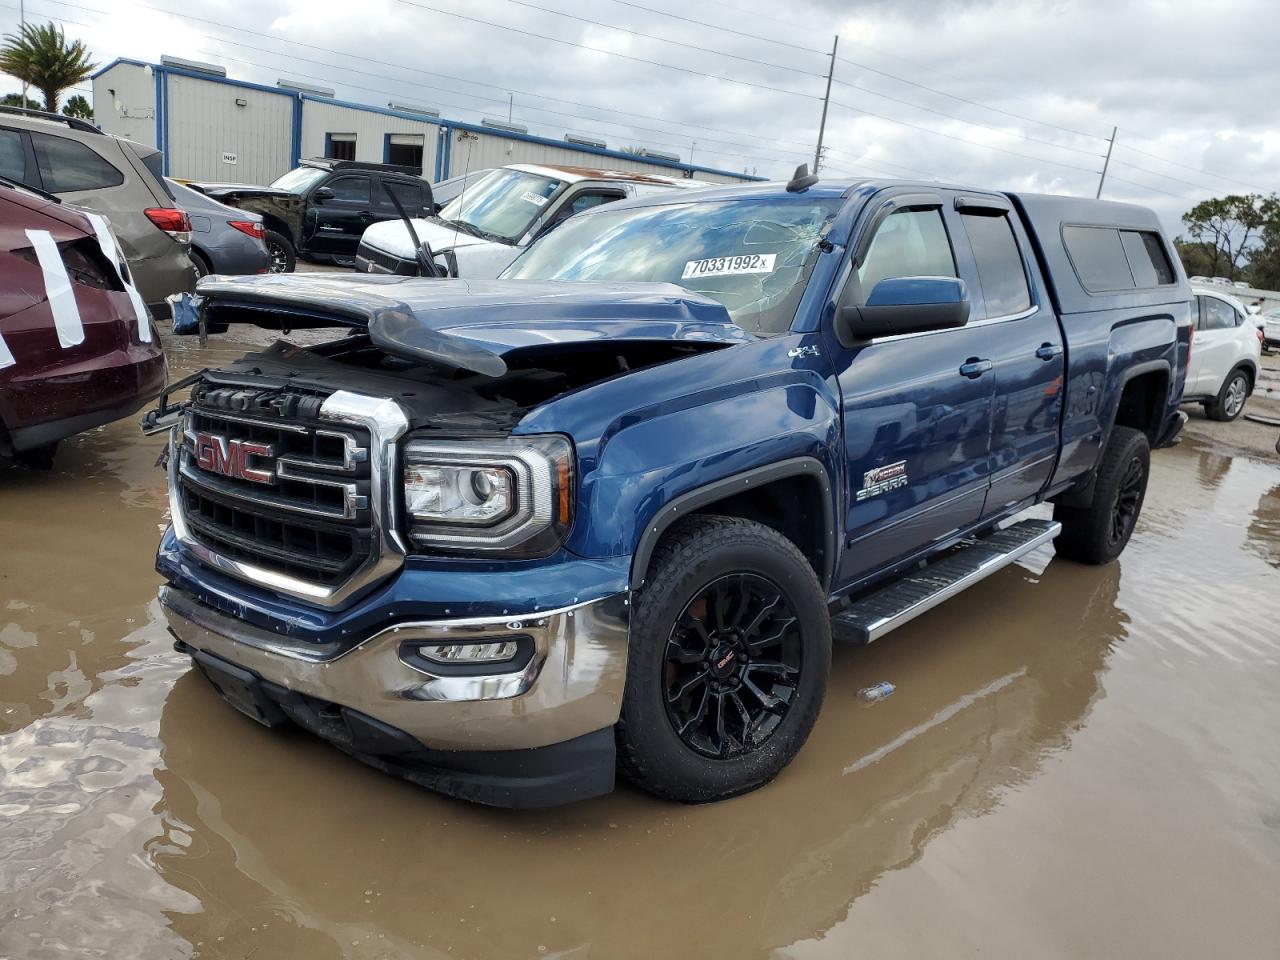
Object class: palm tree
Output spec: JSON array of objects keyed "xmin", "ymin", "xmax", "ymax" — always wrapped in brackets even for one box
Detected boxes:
[{"xmin": 0, "ymin": 22, "xmax": 95, "ymax": 113}]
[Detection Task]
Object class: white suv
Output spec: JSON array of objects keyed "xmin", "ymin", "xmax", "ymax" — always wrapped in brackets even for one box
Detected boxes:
[{"xmin": 1185, "ymin": 287, "xmax": 1263, "ymax": 421}]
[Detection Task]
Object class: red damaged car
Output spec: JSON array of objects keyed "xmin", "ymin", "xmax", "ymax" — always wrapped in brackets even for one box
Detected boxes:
[{"xmin": 1, "ymin": 179, "xmax": 166, "ymax": 467}]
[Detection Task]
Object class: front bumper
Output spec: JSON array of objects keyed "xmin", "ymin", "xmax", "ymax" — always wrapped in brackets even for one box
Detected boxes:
[{"xmin": 160, "ymin": 583, "xmax": 630, "ymax": 804}]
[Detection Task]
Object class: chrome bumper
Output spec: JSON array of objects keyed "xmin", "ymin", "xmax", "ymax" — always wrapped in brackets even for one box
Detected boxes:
[{"xmin": 160, "ymin": 586, "xmax": 631, "ymax": 751}]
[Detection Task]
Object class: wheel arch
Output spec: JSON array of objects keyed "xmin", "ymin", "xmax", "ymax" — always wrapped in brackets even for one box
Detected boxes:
[
  {"xmin": 631, "ymin": 457, "xmax": 835, "ymax": 593},
  {"xmin": 1111, "ymin": 361, "xmax": 1170, "ymax": 445}
]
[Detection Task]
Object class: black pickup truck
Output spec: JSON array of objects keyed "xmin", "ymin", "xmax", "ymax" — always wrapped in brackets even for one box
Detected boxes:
[{"xmin": 193, "ymin": 158, "xmax": 432, "ymax": 272}]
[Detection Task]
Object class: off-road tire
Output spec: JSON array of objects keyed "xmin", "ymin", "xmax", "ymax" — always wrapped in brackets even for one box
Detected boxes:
[
  {"xmin": 1204, "ymin": 368, "xmax": 1250, "ymax": 422},
  {"xmin": 1053, "ymin": 426, "xmax": 1150, "ymax": 565},
  {"xmin": 264, "ymin": 230, "xmax": 296, "ymax": 273},
  {"xmin": 615, "ymin": 516, "xmax": 831, "ymax": 803}
]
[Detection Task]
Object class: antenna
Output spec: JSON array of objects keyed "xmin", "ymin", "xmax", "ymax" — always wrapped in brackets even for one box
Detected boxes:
[{"xmin": 786, "ymin": 164, "xmax": 819, "ymax": 193}]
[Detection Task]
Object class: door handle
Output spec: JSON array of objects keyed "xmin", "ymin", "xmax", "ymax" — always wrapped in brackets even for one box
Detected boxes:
[
  {"xmin": 1035, "ymin": 343, "xmax": 1062, "ymax": 361},
  {"xmin": 959, "ymin": 358, "xmax": 994, "ymax": 379}
]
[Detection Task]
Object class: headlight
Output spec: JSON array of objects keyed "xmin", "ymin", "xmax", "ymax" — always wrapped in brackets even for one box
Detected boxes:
[{"xmin": 402, "ymin": 435, "xmax": 573, "ymax": 555}]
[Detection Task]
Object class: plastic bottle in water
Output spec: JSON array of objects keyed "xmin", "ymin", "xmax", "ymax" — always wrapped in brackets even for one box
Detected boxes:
[{"xmin": 858, "ymin": 681, "xmax": 896, "ymax": 703}]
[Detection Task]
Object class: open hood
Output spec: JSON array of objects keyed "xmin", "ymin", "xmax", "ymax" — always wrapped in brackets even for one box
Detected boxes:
[{"xmin": 193, "ymin": 275, "xmax": 753, "ymax": 377}]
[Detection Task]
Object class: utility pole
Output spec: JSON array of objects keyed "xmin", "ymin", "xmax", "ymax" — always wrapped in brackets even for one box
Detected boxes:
[
  {"xmin": 813, "ymin": 35, "xmax": 838, "ymax": 174},
  {"xmin": 508, "ymin": 93, "xmax": 513, "ymax": 123},
  {"xmin": 1096, "ymin": 126, "xmax": 1118, "ymax": 198},
  {"xmin": 20, "ymin": 0, "xmax": 28, "ymax": 106}
]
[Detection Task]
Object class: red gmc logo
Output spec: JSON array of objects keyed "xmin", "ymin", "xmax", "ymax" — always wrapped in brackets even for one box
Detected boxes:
[{"xmin": 192, "ymin": 431, "xmax": 275, "ymax": 485}]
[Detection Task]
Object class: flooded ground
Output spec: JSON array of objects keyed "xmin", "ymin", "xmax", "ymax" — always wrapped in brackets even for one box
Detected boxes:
[{"xmin": 3, "ymin": 330, "xmax": 1280, "ymax": 959}]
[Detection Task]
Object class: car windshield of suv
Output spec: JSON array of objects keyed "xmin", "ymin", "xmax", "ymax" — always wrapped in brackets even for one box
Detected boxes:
[
  {"xmin": 437, "ymin": 168, "xmax": 565, "ymax": 244},
  {"xmin": 503, "ymin": 197, "xmax": 841, "ymax": 335},
  {"xmin": 271, "ymin": 167, "xmax": 328, "ymax": 193}
]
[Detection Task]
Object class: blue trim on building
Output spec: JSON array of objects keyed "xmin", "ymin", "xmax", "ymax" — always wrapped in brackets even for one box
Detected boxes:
[
  {"xmin": 153, "ymin": 68, "xmax": 163, "ymax": 157},
  {"xmin": 432, "ymin": 127, "xmax": 445, "ymax": 181},
  {"xmin": 290, "ymin": 95, "xmax": 303, "ymax": 168},
  {"xmin": 96, "ymin": 59, "xmax": 763, "ymax": 182}
]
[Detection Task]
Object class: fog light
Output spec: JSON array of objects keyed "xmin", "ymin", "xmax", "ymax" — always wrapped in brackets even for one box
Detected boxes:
[{"xmin": 417, "ymin": 641, "xmax": 519, "ymax": 665}]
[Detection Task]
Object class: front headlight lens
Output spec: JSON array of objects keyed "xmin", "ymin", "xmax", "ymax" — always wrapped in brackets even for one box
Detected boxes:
[{"xmin": 402, "ymin": 435, "xmax": 573, "ymax": 555}]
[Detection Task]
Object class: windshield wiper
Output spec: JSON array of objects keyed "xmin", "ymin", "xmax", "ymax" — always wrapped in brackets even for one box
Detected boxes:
[{"xmin": 441, "ymin": 218, "xmax": 510, "ymax": 244}]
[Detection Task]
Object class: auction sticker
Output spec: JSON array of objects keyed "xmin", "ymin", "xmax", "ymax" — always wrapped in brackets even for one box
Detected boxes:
[
  {"xmin": 521, "ymin": 191, "xmax": 549, "ymax": 206},
  {"xmin": 682, "ymin": 253, "xmax": 776, "ymax": 279}
]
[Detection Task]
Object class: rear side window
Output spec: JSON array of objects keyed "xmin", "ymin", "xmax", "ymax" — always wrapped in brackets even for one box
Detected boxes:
[
  {"xmin": 1121, "ymin": 230, "xmax": 1175, "ymax": 287},
  {"xmin": 858, "ymin": 207, "xmax": 956, "ymax": 294},
  {"xmin": 1064, "ymin": 224, "xmax": 1176, "ymax": 293},
  {"xmin": 1062, "ymin": 225, "xmax": 1133, "ymax": 292},
  {"xmin": 960, "ymin": 211, "xmax": 1031, "ymax": 317},
  {"xmin": 0, "ymin": 128, "xmax": 28, "ymax": 182},
  {"xmin": 136, "ymin": 148, "xmax": 176, "ymax": 201},
  {"xmin": 31, "ymin": 131, "xmax": 124, "ymax": 192},
  {"xmin": 1201, "ymin": 296, "xmax": 1239, "ymax": 331},
  {"xmin": 381, "ymin": 180, "xmax": 424, "ymax": 212}
]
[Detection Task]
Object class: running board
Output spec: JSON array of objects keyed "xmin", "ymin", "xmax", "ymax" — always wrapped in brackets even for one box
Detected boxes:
[{"xmin": 831, "ymin": 518, "xmax": 1061, "ymax": 644}]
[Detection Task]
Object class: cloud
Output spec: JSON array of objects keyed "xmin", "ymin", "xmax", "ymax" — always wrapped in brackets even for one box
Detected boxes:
[{"xmin": 3, "ymin": 0, "xmax": 1278, "ymax": 233}]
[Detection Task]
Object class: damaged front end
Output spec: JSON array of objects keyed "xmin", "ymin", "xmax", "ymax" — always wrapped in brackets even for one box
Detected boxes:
[{"xmin": 148, "ymin": 273, "xmax": 752, "ymax": 806}]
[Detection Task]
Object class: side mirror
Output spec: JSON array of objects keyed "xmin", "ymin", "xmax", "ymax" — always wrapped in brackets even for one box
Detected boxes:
[
  {"xmin": 838, "ymin": 276, "xmax": 970, "ymax": 344},
  {"xmin": 313, "ymin": 186, "xmax": 335, "ymax": 204}
]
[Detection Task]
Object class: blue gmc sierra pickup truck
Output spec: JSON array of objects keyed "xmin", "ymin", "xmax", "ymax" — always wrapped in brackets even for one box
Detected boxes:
[{"xmin": 148, "ymin": 171, "xmax": 1191, "ymax": 807}]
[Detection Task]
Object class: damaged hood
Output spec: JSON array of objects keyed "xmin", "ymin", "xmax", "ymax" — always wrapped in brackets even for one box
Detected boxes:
[
  {"xmin": 194, "ymin": 274, "xmax": 753, "ymax": 377},
  {"xmin": 193, "ymin": 183, "xmax": 296, "ymax": 202}
]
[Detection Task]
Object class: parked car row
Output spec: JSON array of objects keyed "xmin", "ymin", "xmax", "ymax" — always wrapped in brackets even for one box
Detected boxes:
[{"xmin": 1185, "ymin": 285, "xmax": 1264, "ymax": 421}]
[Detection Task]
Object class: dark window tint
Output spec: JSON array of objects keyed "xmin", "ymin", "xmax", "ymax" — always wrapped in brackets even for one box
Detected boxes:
[
  {"xmin": 326, "ymin": 136, "xmax": 356, "ymax": 161},
  {"xmin": 136, "ymin": 148, "xmax": 175, "ymax": 201},
  {"xmin": 565, "ymin": 191, "xmax": 624, "ymax": 216},
  {"xmin": 1062, "ymin": 225, "xmax": 1133, "ymax": 292},
  {"xmin": 1120, "ymin": 230, "xmax": 1175, "ymax": 287},
  {"xmin": 31, "ymin": 131, "xmax": 124, "ymax": 192},
  {"xmin": 0, "ymin": 128, "xmax": 28, "ymax": 182},
  {"xmin": 858, "ymin": 207, "xmax": 956, "ymax": 294},
  {"xmin": 378, "ymin": 180, "xmax": 424, "ymax": 213},
  {"xmin": 961, "ymin": 211, "xmax": 1031, "ymax": 317},
  {"xmin": 325, "ymin": 176, "xmax": 369, "ymax": 203},
  {"xmin": 1201, "ymin": 296, "xmax": 1238, "ymax": 331}
]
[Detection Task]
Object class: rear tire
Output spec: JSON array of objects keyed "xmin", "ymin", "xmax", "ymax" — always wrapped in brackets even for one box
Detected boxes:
[
  {"xmin": 1205, "ymin": 368, "xmax": 1249, "ymax": 421},
  {"xmin": 14, "ymin": 442, "xmax": 57, "ymax": 469},
  {"xmin": 1053, "ymin": 426, "xmax": 1150, "ymax": 565},
  {"xmin": 263, "ymin": 230, "xmax": 296, "ymax": 273},
  {"xmin": 190, "ymin": 249, "xmax": 211, "ymax": 279},
  {"xmin": 615, "ymin": 516, "xmax": 831, "ymax": 803}
]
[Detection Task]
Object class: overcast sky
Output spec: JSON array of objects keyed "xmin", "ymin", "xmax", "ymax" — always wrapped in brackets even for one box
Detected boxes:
[{"xmin": 3, "ymin": 0, "xmax": 1278, "ymax": 234}]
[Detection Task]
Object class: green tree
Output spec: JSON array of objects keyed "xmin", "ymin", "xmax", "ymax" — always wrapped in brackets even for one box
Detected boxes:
[
  {"xmin": 0, "ymin": 22, "xmax": 95, "ymax": 113},
  {"xmin": 61, "ymin": 93, "xmax": 92, "ymax": 120},
  {"xmin": 1179, "ymin": 194, "xmax": 1268, "ymax": 280},
  {"xmin": 1, "ymin": 91, "xmax": 41, "ymax": 109},
  {"xmin": 1244, "ymin": 196, "xmax": 1280, "ymax": 291}
]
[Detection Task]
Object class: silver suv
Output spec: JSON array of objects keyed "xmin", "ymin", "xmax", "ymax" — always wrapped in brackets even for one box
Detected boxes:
[{"xmin": 0, "ymin": 106, "xmax": 195, "ymax": 314}]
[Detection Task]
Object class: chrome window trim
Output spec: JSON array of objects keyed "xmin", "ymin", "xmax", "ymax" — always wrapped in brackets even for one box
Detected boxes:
[{"xmin": 169, "ymin": 389, "xmax": 410, "ymax": 608}]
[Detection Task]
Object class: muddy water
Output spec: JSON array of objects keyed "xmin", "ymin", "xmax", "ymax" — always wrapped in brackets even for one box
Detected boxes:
[{"xmin": 3, "ymin": 334, "xmax": 1280, "ymax": 959}]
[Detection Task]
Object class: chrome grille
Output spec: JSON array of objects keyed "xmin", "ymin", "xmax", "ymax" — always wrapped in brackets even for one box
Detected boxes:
[{"xmin": 175, "ymin": 387, "xmax": 374, "ymax": 587}]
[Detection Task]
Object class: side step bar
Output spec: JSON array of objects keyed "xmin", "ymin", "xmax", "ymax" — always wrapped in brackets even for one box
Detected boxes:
[{"xmin": 831, "ymin": 518, "xmax": 1061, "ymax": 644}]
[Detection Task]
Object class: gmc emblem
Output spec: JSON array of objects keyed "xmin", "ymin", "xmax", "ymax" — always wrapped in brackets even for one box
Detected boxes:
[{"xmin": 192, "ymin": 431, "xmax": 275, "ymax": 485}]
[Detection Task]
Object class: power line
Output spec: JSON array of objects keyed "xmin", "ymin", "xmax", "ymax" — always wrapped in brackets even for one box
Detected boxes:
[
  {"xmin": 497, "ymin": 0, "xmax": 824, "ymax": 77},
  {"xmin": 205, "ymin": 46, "xmax": 810, "ymax": 169},
  {"xmin": 1114, "ymin": 142, "xmax": 1267, "ymax": 193},
  {"xmin": 1099, "ymin": 173, "xmax": 1193, "ymax": 200},
  {"xmin": 829, "ymin": 73, "xmax": 1106, "ymax": 159},
  {"xmin": 834, "ymin": 54, "xmax": 1108, "ymax": 143},
  {"xmin": 1106, "ymin": 157, "xmax": 1238, "ymax": 195},
  {"xmin": 826, "ymin": 97, "xmax": 1103, "ymax": 176},
  {"xmin": 601, "ymin": 0, "xmax": 827, "ymax": 55},
  {"xmin": 395, "ymin": 0, "xmax": 824, "ymax": 101},
  {"xmin": 34, "ymin": 0, "xmax": 818, "ymax": 162}
]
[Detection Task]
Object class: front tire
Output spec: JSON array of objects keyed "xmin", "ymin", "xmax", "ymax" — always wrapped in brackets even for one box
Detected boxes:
[
  {"xmin": 1053, "ymin": 425, "xmax": 1150, "ymax": 564},
  {"xmin": 616, "ymin": 516, "xmax": 831, "ymax": 803},
  {"xmin": 1205, "ymin": 368, "xmax": 1249, "ymax": 421},
  {"xmin": 263, "ymin": 230, "xmax": 296, "ymax": 273}
]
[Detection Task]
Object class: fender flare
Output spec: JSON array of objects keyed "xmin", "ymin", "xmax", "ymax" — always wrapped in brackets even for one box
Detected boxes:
[{"xmin": 630, "ymin": 456, "xmax": 835, "ymax": 591}]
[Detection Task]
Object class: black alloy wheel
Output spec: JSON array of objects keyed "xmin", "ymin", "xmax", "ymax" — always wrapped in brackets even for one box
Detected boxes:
[
  {"xmin": 1109, "ymin": 455, "xmax": 1145, "ymax": 549},
  {"xmin": 663, "ymin": 573, "xmax": 802, "ymax": 759}
]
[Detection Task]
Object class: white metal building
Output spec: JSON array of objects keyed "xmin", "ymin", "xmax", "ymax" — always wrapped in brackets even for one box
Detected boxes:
[{"xmin": 91, "ymin": 57, "xmax": 760, "ymax": 186}]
